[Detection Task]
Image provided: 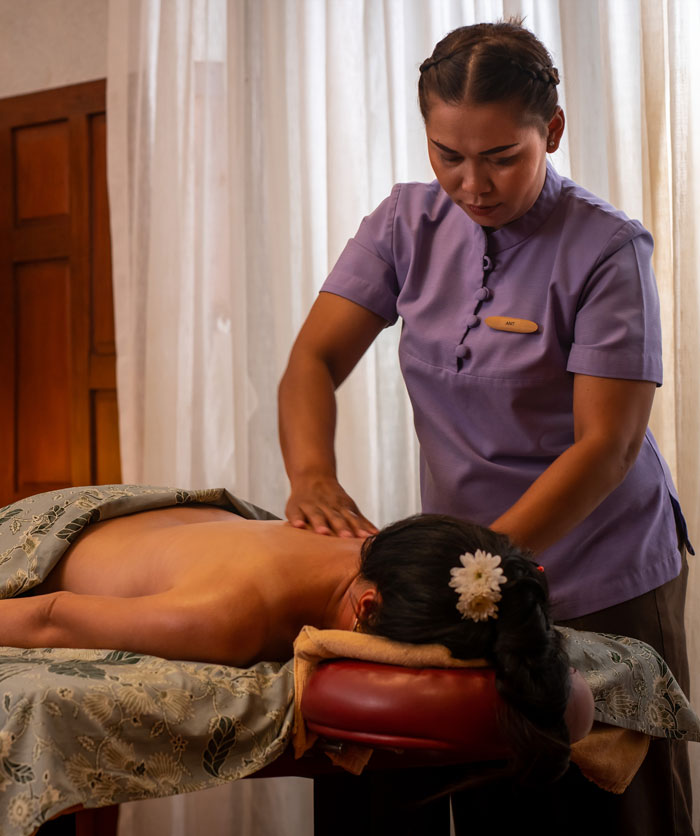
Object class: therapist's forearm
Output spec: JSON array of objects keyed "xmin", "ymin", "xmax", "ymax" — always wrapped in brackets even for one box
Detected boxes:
[
  {"xmin": 277, "ymin": 293, "xmax": 386, "ymax": 536},
  {"xmin": 278, "ymin": 353, "xmax": 339, "ymax": 484},
  {"xmin": 489, "ymin": 437, "xmax": 635, "ymax": 554}
]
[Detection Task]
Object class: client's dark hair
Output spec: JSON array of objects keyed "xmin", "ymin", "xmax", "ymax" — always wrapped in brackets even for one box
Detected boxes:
[{"xmin": 358, "ymin": 514, "xmax": 570, "ymax": 784}]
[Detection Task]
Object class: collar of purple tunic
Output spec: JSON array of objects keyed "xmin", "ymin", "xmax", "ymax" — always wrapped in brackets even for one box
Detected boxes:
[{"xmin": 486, "ymin": 162, "xmax": 563, "ymax": 254}]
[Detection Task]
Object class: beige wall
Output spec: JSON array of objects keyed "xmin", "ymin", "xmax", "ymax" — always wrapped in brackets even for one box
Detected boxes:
[{"xmin": 0, "ymin": 0, "xmax": 108, "ymax": 99}]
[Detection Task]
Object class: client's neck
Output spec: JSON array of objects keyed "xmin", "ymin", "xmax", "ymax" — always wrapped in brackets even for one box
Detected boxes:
[
  {"xmin": 314, "ymin": 541, "xmax": 366, "ymax": 632},
  {"xmin": 289, "ymin": 532, "xmax": 366, "ymax": 632},
  {"xmin": 320, "ymin": 570, "xmax": 360, "ymax": 631}
]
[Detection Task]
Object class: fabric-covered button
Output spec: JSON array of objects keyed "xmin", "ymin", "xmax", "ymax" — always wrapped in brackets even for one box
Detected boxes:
[
  {"xmin": 482, "ymin": 255, "xmax": 493, "ymax": 272},
  {"xmin": 455, "ymin": 344, "xmax": 469, "ymax": 359},
  {"xmin": 474, "ymin": 286, "xmax": 491, "ymax": 301},
  {"xmin": 466, "ymin": 315, "xmax": 480, "ymax": 328}
]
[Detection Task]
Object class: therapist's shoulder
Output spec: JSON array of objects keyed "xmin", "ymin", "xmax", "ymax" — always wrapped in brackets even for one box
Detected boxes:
[
  {"xmin": 353, "ymin": 180, "xmax": 459, "ymax": 265},
  {"xmin": 362, "ymin": 180, "xmax": 456, "ymax": 233},
  {"xmin": 556, "ymin": 174, "xmax": 652, "ymax": 253},
  {"xmin": 394, "ymin": 179, "xmax": 456, "ymax": 222}
]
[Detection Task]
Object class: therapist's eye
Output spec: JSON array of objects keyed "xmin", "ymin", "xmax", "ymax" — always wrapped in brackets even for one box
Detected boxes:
[
  {"xmin": 491, "ymin": 155, "xmax": 518, "ymax": 167},
  {"xmin": 439, "ymin": 154, "xmax": 462, "ymax": 165}
]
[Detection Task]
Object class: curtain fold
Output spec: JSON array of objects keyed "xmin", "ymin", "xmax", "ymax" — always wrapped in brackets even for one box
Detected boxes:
[
  {"xmin": 667, "ymin": 0, "xmax": 700, "ymax": 811},
  {"xmin": 107, "ymin": 2, "xmax": 700, "ymax": 833}
]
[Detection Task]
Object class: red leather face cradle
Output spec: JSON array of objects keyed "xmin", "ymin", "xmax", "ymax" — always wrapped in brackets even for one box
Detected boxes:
[
  {"xmin": 302, "ymin": 661, "xmax": 509, "ymax": 759},
  {"xmin": 302, "ymin": 660, "xmax": 593, "ymax": 760}
]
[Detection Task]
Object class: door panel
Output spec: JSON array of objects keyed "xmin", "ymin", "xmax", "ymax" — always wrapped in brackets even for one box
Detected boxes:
[
  {"xmin": 15, "ymin": 259, "xmax": 73, "ymax": 490},
  {"xmin": 0, "ymin": 80, "xmax": 121, "ymax": 506},
  {"xmin": 14, "ymin": 119, "xmax": 71, "ymax": 220}
]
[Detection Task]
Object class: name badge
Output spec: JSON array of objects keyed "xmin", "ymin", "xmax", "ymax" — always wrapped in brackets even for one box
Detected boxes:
[{"xmin": 485, "ymin": 316, "xmax": 539, "ymax": 334}]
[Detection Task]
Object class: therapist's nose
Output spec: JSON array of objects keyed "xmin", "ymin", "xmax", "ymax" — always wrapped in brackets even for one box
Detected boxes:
[{"xmin": 459, "ymin": 161, "xmax": 491, "ymax": 199}]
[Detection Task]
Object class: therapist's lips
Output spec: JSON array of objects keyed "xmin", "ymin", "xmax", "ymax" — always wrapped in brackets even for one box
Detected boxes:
[{"xmin": 464, "ymin": 203, "xmax": 501, "ymax": 217}]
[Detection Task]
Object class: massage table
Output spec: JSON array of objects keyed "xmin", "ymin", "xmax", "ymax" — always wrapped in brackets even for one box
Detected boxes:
[
  {"xmin": 22, "ymin": 626, "xmax": 700, "ymax": 836},
  {"xmin": 0, "ymin": 486, "xmax": 696, "ymax": 835},
  {"xmin": 28, "ymin": 651, "xmax": 591, "ymax": 836}
]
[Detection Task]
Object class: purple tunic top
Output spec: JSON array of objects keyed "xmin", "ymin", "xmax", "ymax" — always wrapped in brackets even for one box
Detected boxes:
[{"xmin": 321, "ymin": 164, "xmax": 687, "ymax": 620}]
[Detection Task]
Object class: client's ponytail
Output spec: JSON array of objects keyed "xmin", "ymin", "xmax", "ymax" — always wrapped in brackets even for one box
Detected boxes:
[{"xmin": 491, "ymin": 558, "xmax": 570, "ymax": 782}]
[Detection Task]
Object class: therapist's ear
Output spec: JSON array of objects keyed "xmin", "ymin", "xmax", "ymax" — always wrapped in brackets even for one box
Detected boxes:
[{"xmin": 546, "ymin": 107, "xmax": 565, "ymax": 152}]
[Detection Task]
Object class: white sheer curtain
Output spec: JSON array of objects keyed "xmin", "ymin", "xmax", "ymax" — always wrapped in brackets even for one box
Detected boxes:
[{"xmin": 107, "ymin": 1, "xmax": 700, "ymax": 834}]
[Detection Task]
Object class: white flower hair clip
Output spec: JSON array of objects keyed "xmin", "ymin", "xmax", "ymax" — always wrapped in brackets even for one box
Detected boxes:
[{"xmin": 448, "ymin": 550, "xmax": 507, "ymax": 622}]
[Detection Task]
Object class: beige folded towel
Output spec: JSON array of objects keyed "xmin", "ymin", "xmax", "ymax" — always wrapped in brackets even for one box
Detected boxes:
[
  {"xmin": 571, "ymin": 726, "xmax": 649, "ymax": 793},
  {"xmin": 292, "ymin": 625, "xmax": 649, "ymax": 790}
]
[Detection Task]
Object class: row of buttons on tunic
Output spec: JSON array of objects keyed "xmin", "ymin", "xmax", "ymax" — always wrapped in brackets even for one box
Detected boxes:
[{"xmin": 455, "ymin": 255, "xmax": 493, "ymax": 360}]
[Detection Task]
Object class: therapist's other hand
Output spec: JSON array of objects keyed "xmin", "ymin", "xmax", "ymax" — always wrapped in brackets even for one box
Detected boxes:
[{"xmin": 286, "ymin": 476, "xmax": 378, "ymax": 538}]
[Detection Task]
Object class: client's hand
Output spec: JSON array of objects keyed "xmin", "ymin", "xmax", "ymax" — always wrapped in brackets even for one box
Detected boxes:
[{"xmin": 285, "ymin": 476, "xmax": 377, "ymax": 538}]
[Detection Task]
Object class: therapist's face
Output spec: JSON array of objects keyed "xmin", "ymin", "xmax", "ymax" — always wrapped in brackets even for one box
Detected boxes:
[{"xmin": 425, "ymin": 98, "xmax": 564, "ymax": 229}]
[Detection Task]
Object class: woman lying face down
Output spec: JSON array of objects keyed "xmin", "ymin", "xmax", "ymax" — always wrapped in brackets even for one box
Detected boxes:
[{"xmin": 2, "ymin": 504, "xmax": 576, "ymax": 781}]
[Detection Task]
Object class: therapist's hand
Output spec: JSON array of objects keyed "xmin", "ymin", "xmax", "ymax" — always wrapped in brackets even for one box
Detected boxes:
[{"xmin": 286, "ymin": 475, "xmax": 378, "ymax": 538}]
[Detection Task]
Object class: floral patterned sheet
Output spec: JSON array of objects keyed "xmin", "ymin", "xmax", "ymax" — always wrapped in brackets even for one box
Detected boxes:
[
  {"xmin": 559, "ymin": 627, "xmax": 700, "ymax": 741},
  {"xmin": 0, "ymin": 486, "xmax": 697, "ymax": 833},
  {"xmin": 0, "ymin": 485, "xmax": 295, "ymax": 835}
]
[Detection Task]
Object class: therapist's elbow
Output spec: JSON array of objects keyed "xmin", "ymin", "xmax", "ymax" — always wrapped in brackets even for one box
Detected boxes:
[
  {"xmin": 613, "ymin": 447, "xmax": 639, "ymax": 487},
  {"xmin": 592, "ymin": 432, "xmax": 645, "ymax": 488}
]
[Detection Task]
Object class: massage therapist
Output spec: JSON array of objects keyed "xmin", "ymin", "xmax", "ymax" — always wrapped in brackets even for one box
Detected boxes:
[{"xmin": 278, "ymin": 21, "xmax": 693, "ymax": 835}]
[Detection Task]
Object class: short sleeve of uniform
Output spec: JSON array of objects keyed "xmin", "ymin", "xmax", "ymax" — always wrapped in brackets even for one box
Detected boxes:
[
  {"xmin": 567, "ymin": 221, "xmax": 663, "ymax": 385},
  {"xmin": 320, "ymin": 186, "xmax": 401, "ymax": 324}
]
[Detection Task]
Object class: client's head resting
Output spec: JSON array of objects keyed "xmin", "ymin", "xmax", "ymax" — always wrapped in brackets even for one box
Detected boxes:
[{"xmin": 356, "ymin": 514, "xmax": 573, "ymax": 784}]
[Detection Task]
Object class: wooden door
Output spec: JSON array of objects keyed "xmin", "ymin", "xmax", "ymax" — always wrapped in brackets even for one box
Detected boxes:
[{"xmin": 0, "ymin": 80, "xmax": 121, "ymax": 507}]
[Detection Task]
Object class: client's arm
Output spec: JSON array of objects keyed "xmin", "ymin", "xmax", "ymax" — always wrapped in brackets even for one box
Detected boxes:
[{"xmin": 0, "ymin": 591, "xmax": 257, "ymax": 666}]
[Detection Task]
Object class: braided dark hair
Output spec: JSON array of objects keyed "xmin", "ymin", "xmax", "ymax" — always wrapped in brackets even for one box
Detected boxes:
[
  {"xmin": 418, "ymin": 19, "xmax": 560, "ymax": 134},
  {"xmin": 358, "ymin": 514, "xmax": 570, "ymax": 783}
]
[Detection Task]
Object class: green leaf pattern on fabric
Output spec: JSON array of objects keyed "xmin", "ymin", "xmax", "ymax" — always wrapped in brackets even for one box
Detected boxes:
[
  {"xmin": 203, "ymin": 716, "xmax": 238, "ymax": 778},
  {"xmin": 0, "ymin": 647, "xmax": 293, "ymax": 835},
  {"xmin": 559, "ymin": 626, "xmax": 700, "ymax": 742}
]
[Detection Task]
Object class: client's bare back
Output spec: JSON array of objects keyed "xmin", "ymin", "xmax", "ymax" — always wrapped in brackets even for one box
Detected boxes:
[{"xmin": 3, "ymin": 507, "xmax": 361, "ymax": 666}]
